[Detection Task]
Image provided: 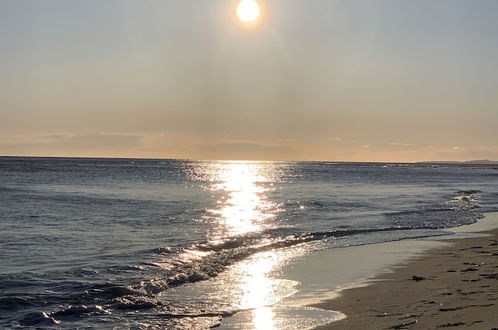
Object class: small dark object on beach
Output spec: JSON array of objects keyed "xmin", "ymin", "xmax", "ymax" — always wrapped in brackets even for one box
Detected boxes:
[
  {"xmin": 436, "ymin": 322, "xmax": 465, "ymax": 328},
  {"xmin": 410, "ymin": 275, "xmax": 426, "ymax": 281},
  {"xmin": 461, "ymin": 267, "xmax": 479, "ymax": 272}
]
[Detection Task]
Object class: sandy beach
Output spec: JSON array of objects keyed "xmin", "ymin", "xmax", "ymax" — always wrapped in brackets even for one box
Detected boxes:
[{"xmin": 314, "ymin": 220, "xmax": 498, "ymax": 329}]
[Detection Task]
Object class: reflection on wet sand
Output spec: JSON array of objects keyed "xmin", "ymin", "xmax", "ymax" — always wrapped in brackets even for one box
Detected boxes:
[
  {"xmin": 240, "ymin": 251, "xmax": 278, "ymax": 329},
  {"xmin": 253, "ymin": 307, "xmax": 275, "ymax": 330}
]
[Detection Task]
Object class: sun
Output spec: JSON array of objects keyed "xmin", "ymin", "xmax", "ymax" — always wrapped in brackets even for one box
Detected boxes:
[{"xmin": 236, "ymin": 0, "xmax": 261, "ymax": 23}]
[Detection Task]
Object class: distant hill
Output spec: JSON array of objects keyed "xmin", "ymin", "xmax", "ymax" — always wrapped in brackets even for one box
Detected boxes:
[
  {"xmin": 417, "ymin": 160, "xmax": 498, "ymax": 165},
  {"xmin": 462, "ymin": 160, "xmax": 498, "ymax": 164}
]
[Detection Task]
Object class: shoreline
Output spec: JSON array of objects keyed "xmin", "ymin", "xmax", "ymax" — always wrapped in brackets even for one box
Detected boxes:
[
  {"xmin": 219, "ymin": 213, "xmax": 498, "ymax": 329},
  {"xmin": 311, "ymin": 213, "xmax": 498, "ymax": 329}
]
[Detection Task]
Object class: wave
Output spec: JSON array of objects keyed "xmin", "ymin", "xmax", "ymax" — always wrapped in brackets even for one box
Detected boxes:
[
  {"xmin": 123, "ymin": 226, "xmax": 415, "ymax": 298},
  {"xmin": 0, "ymin": 297, "xmax": 34, "ymax": 311},
  {"xmin": 386, "ymin": 190, "xmax": 483, "ymax": 229},
  {"xmin": 20, "ymin": 312, "xmax": 61, "ymax": 326},
  {"xmin": 4, "ymin": 226, "xmax": 413, "ymax": 325}
]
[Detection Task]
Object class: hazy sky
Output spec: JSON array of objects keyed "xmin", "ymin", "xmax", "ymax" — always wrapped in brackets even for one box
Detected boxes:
[{"xmin": 1, "ymin": 0, "xmax": 498, "ymax": 161}]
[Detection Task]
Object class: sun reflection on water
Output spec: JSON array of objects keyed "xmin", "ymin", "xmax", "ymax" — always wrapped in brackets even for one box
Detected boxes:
[
  {"xmin": 183, "ymin": 161, "xmax": 304, "ymax": 329},
  {"xmin": 200, "ymin": 162, "xmax": 282, "ymax": 243},
  {"xmin": 201, "ymin": 162, "xmax": 289, "ymax": 326}
]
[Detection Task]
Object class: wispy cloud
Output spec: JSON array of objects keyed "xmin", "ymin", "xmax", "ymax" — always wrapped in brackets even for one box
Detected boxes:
[
  {"xmin": 388, "ymin": 142, "xmax": 412, "ymax": 147},
  {"xmin": 0, "ymin": 133, "xmax": 144, "ymax": 157}
]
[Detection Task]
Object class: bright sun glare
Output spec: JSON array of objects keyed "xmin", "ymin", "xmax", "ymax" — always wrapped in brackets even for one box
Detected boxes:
[{"xmin": 236, "ymin": 0, "xmax": 261, "ymax": 23}]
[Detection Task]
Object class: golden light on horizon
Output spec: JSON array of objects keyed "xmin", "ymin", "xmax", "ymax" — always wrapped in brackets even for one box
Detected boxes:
[{"xmin": 236, "ymin": 0, "xmax": 261, "ymax": 23}]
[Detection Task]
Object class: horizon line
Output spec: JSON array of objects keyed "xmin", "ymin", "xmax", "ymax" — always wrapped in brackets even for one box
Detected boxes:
[{"xmin": 1, "ymin": 154, "xmax": 496, "ymax": 165}]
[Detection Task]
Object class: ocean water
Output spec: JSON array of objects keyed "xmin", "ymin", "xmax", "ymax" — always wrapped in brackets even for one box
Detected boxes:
[{"xmin": 1, "ymin": 157, "xmax": 498, "ymax": 329}]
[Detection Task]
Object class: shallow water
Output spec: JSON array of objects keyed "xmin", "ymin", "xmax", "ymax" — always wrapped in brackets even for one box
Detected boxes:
[{"xmin": 1, "ymin": 157, "xmax": 497, "ymax": 328}]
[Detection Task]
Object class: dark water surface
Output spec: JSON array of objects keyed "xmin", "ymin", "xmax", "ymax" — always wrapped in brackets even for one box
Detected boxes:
[{"xmin": 1, "ymin": 157, "xmax": 497, "ymax": 328}]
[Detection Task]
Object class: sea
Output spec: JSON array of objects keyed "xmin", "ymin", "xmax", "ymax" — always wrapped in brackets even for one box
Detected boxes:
[{"xmin": 1, "ymin": 157, "xmax": 498, "ymax": 329}]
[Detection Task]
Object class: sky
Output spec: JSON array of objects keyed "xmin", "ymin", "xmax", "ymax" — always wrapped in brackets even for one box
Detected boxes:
[{"xmin": 1, "ymin": 0, "xmax": 498, "ymax": 162}]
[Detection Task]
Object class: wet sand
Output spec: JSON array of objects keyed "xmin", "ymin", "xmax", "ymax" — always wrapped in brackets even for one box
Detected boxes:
[{"xmin": 313, "ymin": 227, "xmax": 498, "ymax": 329}]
